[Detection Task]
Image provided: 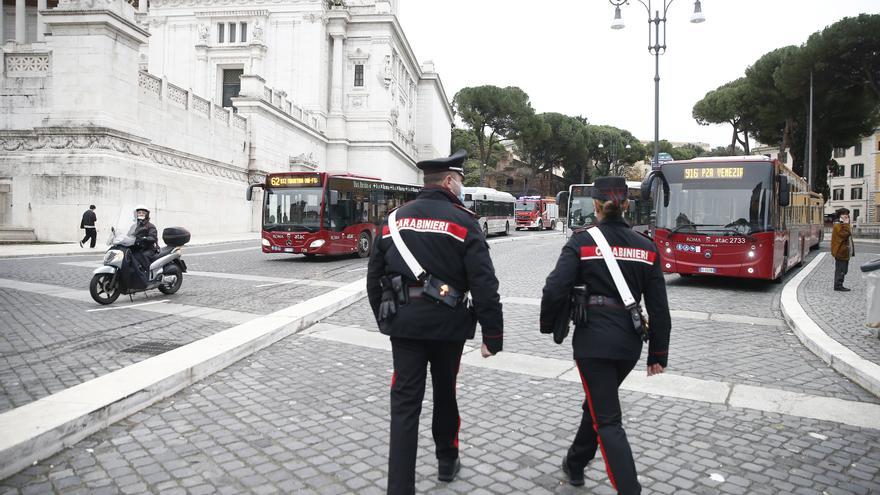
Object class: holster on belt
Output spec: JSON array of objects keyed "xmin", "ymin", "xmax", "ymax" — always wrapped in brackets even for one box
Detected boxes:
[
  {"xmin": 628, "ymin": 304, "xmax": 650, "ymax": 343},
  {"xmin": 378, "ymin": 275, "xmax": 404, "ymax": 322}
]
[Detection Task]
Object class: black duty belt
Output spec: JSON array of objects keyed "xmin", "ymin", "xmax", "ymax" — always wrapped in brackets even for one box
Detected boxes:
[{"xmin": 587, "ymin": 295, "xmax": 627, "ymax": 310}]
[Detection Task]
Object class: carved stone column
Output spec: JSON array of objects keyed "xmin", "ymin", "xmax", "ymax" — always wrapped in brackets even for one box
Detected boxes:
[
  {"xmin": 329, "ymin": 33, "xmax": 345, "ymax": 115},
  {"xmin": 15, "ymin": 0, "xmax": 26, "ymax": 43},
  {"xmin": 37, "ymin": 0, "xmax": 47, "ymax": 41},
  {"xmin": 195, "ymin": 44, "xmax": 208, "ymax": 96}
]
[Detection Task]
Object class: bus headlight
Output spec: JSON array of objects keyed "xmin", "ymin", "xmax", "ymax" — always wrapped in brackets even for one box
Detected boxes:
[
  {"xmin": 309, "ymin": 239, "xmax": 326, "ymax": 249},
  {"xmin": 750, "ymin": 244, "xmax": 756, "ymax": 251},
  {"xmin": 261, "ymin": 238, "xmax": 270, "ymax": 247},
  {"xmin": 665, "ymin": 248, "xmax": 672, "ymax": 254},
  {"xmin": 747, "ymin": 251, "xmax": 755, "ymax": 258}
]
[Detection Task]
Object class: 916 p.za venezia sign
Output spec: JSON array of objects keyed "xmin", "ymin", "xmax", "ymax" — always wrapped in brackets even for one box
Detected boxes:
[{"xmin": 683, "ymin": 167, "xmax": 744, "ymax": 179}]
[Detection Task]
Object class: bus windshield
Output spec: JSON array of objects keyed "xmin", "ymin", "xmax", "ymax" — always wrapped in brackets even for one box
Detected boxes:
[
  {"xmin": 569, "ymin": 196, "xmax": 596, "ymax": 229},
  {"xmin": 264, "ymin": 188, "xmax": 323, "ymax": 232},
  {"xmin": 515, "ymin": 201, "xmax": 536, "ymax": 212},
  {"xmin": 657, "ymin": 164, "xmax": 772, "ymax": 235}
]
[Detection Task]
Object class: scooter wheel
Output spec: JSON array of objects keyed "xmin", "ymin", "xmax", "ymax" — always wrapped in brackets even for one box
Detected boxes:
[
  {"xmin": 158, "ymin": 268, "xmax": 183, "ymax": 295},
  {"xmin": 90, "ymin": 273, "xmax": 120, "ymax": 305}
]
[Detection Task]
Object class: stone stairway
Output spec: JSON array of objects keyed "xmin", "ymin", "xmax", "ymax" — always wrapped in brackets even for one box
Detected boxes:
[{"xmin": 0, "ymin": 228, "xmax": 38, "ymax": 243}]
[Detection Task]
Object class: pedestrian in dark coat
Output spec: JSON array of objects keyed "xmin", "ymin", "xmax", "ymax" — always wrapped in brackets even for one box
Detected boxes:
[
  {"xmin": 540, "ymin": 176, "xmax": 671, "ymax": 494},
  {"xmin": 831, "ymin": 207, "xmax": 854, "ymax": 291},
  {"xmin": 366, "ymin": 150, "xmax": 503, "ymax": 495},
  {"xmin": 79, "ymin": 205, "xmax": 97, "ymax": 248}
]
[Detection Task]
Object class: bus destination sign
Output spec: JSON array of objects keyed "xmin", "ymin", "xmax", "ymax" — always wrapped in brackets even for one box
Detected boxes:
[
  {"xmin": 352, "ymin": 180, "xmax": 421, "ymax": 193},
  {"xmin": 269, "ymin": 175, "xmax": 321, "ymax": 187},
  {"xmin": 683, "ymin": 167, "xmax": 744, "ymax": 180}
]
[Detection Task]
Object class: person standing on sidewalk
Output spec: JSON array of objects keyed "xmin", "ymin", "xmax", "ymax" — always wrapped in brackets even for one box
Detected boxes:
[
  {"xmin": 831, "ymin": 207, "xmax": 854, "ymax": 292},
  {"xmin": 540, "ymin": 177, "xmax": 671, "ymax": 494},
  {"xmin": 79, "ymin": 205, "xmax": 97, "ymax": 248},
  {"xmin": 366, "ymin": 150, "xmax": 503, "ymax": 495}
]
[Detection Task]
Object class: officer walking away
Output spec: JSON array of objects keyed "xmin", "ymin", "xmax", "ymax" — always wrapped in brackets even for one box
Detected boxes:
[
  {"xmin": 540, "ymin": 177, "xmax": 671, "ymax": 494},
  {"xmin": 366, "ymin": 150, "xmax": 504, "ymax": 495},
  {"xmin": 831, "ymin": 207, "xmax": 854, "ymax": 292},
  {"xmin": 79, "ymin": 205, "xmax": 97, "ymax": 248}
]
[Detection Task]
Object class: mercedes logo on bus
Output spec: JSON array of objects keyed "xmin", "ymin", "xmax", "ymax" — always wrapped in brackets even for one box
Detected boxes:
[{"xmin": 704, "ymin": 250, "xmax": 712, "ymax": 259}]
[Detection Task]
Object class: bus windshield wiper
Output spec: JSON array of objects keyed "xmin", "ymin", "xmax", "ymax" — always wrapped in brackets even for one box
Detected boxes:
[{"xmin": 668, "ymin": 224, "xmax": 714, "ymax": 236}]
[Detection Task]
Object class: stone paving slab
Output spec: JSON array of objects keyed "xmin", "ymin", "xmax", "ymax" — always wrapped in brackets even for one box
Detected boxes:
[
  {"xmin": 324, "ymin": 298, "xmax": 878, "ymax": 404},
  {"xmin": 3, "ymin": 333, "xmax": 877, "ymax": 494},
  {"xmin": 799, "ymin": 251, "xmax": 880, "ymax": 367},
  {"xmin": 0, "ymin": 288, "xmax": 231, "ymax": 413}
]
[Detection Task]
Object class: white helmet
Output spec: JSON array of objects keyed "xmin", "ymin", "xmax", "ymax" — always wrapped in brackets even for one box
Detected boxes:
[{"xmin": 134, "ymin": 204, "xmax": 150, "ymax": 220}]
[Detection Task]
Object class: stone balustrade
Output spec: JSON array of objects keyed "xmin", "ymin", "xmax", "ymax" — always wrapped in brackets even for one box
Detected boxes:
[{"xmin": 137, "ymin": 70, "xmax": 247, "ymax": 132}]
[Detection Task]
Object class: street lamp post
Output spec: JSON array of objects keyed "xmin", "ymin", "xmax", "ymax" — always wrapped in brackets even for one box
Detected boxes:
[
  {"xmin": 609, "ymin": 0, "xmax": 705, "ymax": 170},
  {"xmin": 599, "ymin": 140, "xmax": 633, "ymax": 175}
]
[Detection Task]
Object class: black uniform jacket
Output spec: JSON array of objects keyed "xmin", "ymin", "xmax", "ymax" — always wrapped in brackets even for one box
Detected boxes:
[
  {"xmin": 366, "ymin": 186, "xmax": 504, "ymax": 353},
  {"xmin": 540, "ymin": 217, "xmax": 671, "ymax": 367},
  {"xmin": 80, "ymin": 210, "xmax": 96, "ymax": 229}
]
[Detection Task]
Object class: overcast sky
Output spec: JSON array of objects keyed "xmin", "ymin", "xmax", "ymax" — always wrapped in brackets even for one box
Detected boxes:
[{"xmin": 399, "ymin": 0, "xmax": 878, "ymax": 149}]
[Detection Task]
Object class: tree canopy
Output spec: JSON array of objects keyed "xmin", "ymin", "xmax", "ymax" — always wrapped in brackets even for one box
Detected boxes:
[
  {"xmin": 692, "ymin": 14, "xmax": 880, "ymax": 196},
  {"xmin": 452, "ymin": 86, "xmax": 537, "ymax": 185}
]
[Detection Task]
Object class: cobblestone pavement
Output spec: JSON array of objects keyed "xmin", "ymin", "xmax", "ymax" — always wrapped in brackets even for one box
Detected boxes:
[
  {"xmin": 799, "ymin": 247, "xmax": 880, "ymax": 366},
  {"xmin": 0, "ymin": 288, "xmax": 232, "ymax": 413},
  {"xmin": 2, "ymin": 232, "xmax": 879, "ymax": 493}
]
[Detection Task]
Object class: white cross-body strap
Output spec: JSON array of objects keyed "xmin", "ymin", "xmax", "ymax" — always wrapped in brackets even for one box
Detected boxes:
[
  {"xmin": 587, "ymin": 226, "xmax": 636, "ymax": 307},
  {"xmin": 388, "ymin": 209, "xmax": 426, "ymax": 280}
]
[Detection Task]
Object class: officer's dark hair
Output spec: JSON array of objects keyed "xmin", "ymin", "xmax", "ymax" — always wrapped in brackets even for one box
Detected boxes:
[
  {"xmin": 89, "ymin": 205, "xmax": 96, "ymax": 210},
  {"xmin": 598, "ymin": 200, "xmax": 625, "ymax": 219},
  {"xmin": 423, "ymin": 171, "xmax": 455, "ymax": 186}
]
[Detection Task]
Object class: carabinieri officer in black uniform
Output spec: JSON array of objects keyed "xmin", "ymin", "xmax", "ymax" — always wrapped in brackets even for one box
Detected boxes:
[
  {"xmin": 540, "ymin": 176, "xmax": 671, "ymax": 494},
  {"xmin": 366, "ymin": 150, "xmax": 504, "ymax": 495}
]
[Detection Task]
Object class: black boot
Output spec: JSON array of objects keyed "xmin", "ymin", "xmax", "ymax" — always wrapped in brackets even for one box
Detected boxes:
[
  {"xmin": 834, "ymin": 286, "xmax": 851, "ymax": 292},
  {"xmin": 562, "ymin": 454, "xmax": 585, "ymax": 487},
  {"xmin": 438, "ymin": 457, "xmax": 460, "ymax": 482}
]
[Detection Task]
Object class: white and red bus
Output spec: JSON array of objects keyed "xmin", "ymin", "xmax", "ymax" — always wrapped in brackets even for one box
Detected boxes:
[
  {"xmin": 462, "ymin": 187, "xmax": 515, "ymax": 237},
  {"xmin": 514, "ymin": 196, "xmax": 559, "ymax": 231},
  {"xmin": 641, "ymin": 156, "xmax": 822, "ymax": 281},
  {"xmin": 247, "ymin": 172, "xmax": 420, "ymax": 257}
]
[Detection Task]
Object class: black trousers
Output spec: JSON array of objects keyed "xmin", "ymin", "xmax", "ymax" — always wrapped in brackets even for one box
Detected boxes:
[
  {"xmin": 81, "ymin": 228, "xmax": 97, "ymax": 248},
  {"xmin": 834, "ymin": 258, "xmax": 849, "ymax": 288},
  {"xmin": 387, "ymin": 337, "xmax": 465, "ymax": 495},
  {"xmin": 569, "ymin": 357, "xmax": 640, "ymax": 494}
]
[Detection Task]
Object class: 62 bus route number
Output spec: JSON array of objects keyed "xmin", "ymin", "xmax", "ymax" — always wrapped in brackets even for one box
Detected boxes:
[{"xmin": 712, "ymin": 237, "xmax": 746, "ymax": 244}]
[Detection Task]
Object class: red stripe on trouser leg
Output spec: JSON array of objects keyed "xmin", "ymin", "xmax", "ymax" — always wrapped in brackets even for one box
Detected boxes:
[
  {"xmin": 453, "ymin": 354, "xmax": 462, "ymax": 449},
  {"xmin": 391, "ymin": 371, "xmax": 397, "ymax": 389},
  {"xmin": 576, "ymin": 362, "xmax": 618, "ymax": 491}
]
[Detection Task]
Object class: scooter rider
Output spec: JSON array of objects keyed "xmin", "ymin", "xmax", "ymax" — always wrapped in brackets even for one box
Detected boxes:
[{"xmin": 129, "ymin": 205, "xmax": 158, "ymax": 272}]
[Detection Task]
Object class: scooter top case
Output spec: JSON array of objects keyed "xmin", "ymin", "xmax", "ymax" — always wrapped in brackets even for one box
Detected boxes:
[{"xmin": 163, "ymin": 227, "xmax": 190, "ymax": 247}]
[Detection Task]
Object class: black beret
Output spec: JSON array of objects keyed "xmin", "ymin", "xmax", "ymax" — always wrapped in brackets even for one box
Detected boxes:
[
  {"xmin": 593, "ymin": 176, "xmax": 628, "ymax": 203},
  {"xmin": 417, "ymin": 149, "xmax": 466, "ymax": 175}
]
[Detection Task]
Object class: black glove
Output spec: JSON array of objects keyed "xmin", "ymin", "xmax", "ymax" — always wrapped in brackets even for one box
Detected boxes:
[
  {"xmin": 378, "ymin": 276, "xmax": 397, "ymax": 322},
  {"xmin": 134, "ymin": 238, "xmax": 143, "ymax": 248}
]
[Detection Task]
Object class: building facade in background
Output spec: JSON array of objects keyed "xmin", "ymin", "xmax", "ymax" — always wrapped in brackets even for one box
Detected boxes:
[
  {"xmin": 825, "ymin": 129, "xmax": 880, "ymax": 225},
  {"xmin": 0, "ymin": 0, "xmax": 451, "ymax": 241}
]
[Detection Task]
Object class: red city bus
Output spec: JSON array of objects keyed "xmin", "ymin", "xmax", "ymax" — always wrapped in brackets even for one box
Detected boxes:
[
  {"xmin": 641, "ymin": 156, "xmax": 822, "ymax": 281},
  {"xmin": 247, "ymin": 172, "xmax": 420, "ymax": 257}
]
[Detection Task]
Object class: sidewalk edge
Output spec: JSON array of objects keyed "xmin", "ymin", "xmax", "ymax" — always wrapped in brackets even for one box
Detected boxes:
[
  {"xmin": 0, "ymin": 280, "xmax": 367, "ymax": 481},
  {"xmin": 780, "ymin": 253, "xmax": 880, "ymax": 398}
]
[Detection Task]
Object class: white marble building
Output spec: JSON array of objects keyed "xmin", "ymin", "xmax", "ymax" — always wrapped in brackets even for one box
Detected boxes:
[
  {"xmin": 825, "ymin": 130, "xmax": 880, "ymax": 225},
  {"xmin": 0, "ymin": 0, "xmax": 452, "ymax": 241}
]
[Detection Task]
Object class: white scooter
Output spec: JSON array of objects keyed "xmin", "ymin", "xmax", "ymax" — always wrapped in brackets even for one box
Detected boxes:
[{"xmin": 89, "ymin": 226, "xmax": 190, "ymax": 305}]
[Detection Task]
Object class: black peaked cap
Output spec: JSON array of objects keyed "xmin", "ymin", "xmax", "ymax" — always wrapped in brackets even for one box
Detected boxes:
[
  {"xmin": 593, "ymin": 176, "xmax": 628, "ymax": 203},
  {"xmin": 417, "ymin": 149, "xmax": 467, "ymax": 175}
]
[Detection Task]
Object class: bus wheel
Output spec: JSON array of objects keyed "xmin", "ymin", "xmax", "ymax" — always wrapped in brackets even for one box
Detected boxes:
[
  {"xmin": 483, "ymin": 223, "xmax": 489, "ymax": 238},
  {"xmin": 535, "ymin": 220, "xmax": 542, "ymax": 231},
  {"xmin": 502, "ymin": 222, "xmax": 510, "ymax": 236},
  {"xmin": 357, "ymin": 231, "xmax": 372, "ymax": 258}
]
